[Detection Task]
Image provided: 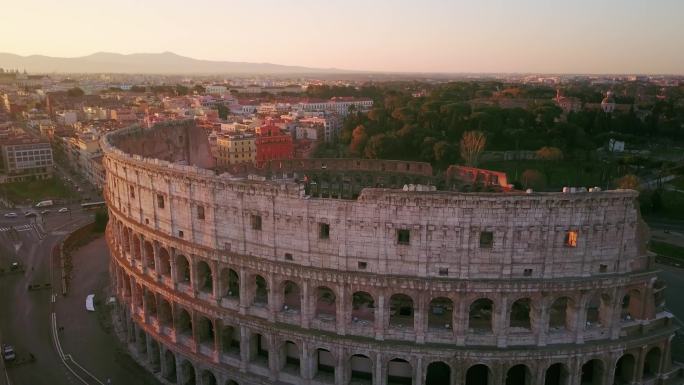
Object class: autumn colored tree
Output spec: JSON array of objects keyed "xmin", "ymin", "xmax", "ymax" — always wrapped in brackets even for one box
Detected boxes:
[
  {"xmin": 615, "ymin": 174, "xmax": 640, "ymax": 190},
  {"xmin": 460, "ymin": 131, "xmax": 487, "ymax": 166},
  {"xmin": 521, "ymin": 169, "xmax": 546, "ymax": 190},
  {"xmin": 536, "ymin": 146, "xmax": 564, "ymax": 161},
  {"xmin": 349, "ymin": 125, "xmax": 369, "ymax": 156}
]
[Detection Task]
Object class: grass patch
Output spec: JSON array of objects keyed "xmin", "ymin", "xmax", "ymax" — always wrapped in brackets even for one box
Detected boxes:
[
  {"xmin": 669, "ymin": 176, "xmax": 684, "ymax": 190},
  {"xmin": 649, "ymin": 240, "xmax": 684, "ymax": 260},
  {"xmin": 0, "ymin": 177, "xmax": 76, "ymax": 204}
]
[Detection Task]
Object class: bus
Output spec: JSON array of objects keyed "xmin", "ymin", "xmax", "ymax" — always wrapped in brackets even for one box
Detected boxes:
[{"xmin": 81, "ymin": 201, "xmax": 106, "ymax": 210}]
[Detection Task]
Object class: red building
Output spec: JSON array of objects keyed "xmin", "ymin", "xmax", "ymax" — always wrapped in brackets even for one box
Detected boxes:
[{"xmin": 255, "ymin": 124, "xmax": 294, "ymax": 165}]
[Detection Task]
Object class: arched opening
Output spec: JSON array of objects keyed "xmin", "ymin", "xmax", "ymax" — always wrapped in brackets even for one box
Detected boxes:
[
  {"xmin": 145, "ymin": 289, "xmax": 157, "ymax": 318},
  {"xmin": 428, "ymin": 297, "xmax": 453, "ymax": 331},
  {"xmin": 197, "ymin": 316, "xmax": 214, "ymax": 349},
  {"xmin": 253, "ymin": 275, "xmax": 268, "ymax": 306},
  {"xmin": 221, "ymin": 325, "xmax": 240, "ymax": 357},
  {"xmin": 505, "ymin": 364, "xmax": 531, "ymax": 385},
  {"xmin": 314, "ymin": 348, "xmax": 335, "ymax": 382},
  {"xmin": 177, "ymin": 308, "xmax": 192, "ymax": 337},
  {"xmin": 643, "ymin": 347, "xmax": 662, "ymax": 378},
  {"xmin": 581, "ymin": 359, "xmax": 604, "ymax": 385},
  {"xmin": 149, "ymin": 340, "xmax": 161, "ymax": 372},
  {"xmin": 549, "ymin": 297, "xmax": 574, "ymax": 331},
  {"xmin": 586, "ymin": 294, "xmax": 610, "ymax": 328},
  {"xmin": 132, "ymin": 234, "xmax": 142, "ymax": 261},
  {"xmin": 145, "ymin": 241, "xmax": 155, "ymax": 269},
  {"xmin": 389, "ymin": 294, "xmax": 414, "ymax": 328},
  {"xmin": 137, "ymin": 328, "xmax": 147, "ymax": 354},
  {"xmin": 614, "ymin": 354, "xmax": 636, "ymax": 384},
  {"xmin": 159, "ymin": 247, "xmax": 171, "ymax": 277},
  {"xmin": 134, "ymin": 283, "xmax": 144, "ymax": 308},
  {"xmin": 158, "ymin": 299, "xmax": 172, "ymax": 327},
  {"xmin": 250, "ymin": 333, "xmax": 268, "ymax": 367},
  {"xmin": 350, "ymin": 354, "xmax": 373, "ymax": 384},
  {"xmin": 387, "ymin": 358, "xmax": 412, "ymax": 385},
  {"xmin": 201, "ymin": 370, "xmax": 217, "ymax": 385},
  {"xmin": 176, "ymin": 255, "xmax": 191, "ymax": 284},
  {"xmin": 180, "ymin": 360, "xmax": 196, "ymax": 385},
  {"xmin": 315, "ymin": 286, "xmax": 336, "ymax": 321},
  {"xmin": 544, "ymin": 363, "xmax": 569, "ymax": 385},
  {"xmin": 280, "ymin": 341, "xmax": 300, "ymax": 375},
  {"xmin": 196, "ymin": 261, "xmax": 213, "ymax": 294},
  {"xmin": 352, "ymin": 291, "xmax": 375, "ymax": 324},
  {"xmin": 282, "ymin": 280, "xmax": 301, "ymax": 312},
  {"xmin": 122, "ymin": 227, "xmax": 131, "ymax": 252},
  {"xmin": 163, "ymin": 350, "xmax": 177, "ymax": 382},
  {"xmin": 220, "ymin": 268, "xmax": 239, "ymax": 299},
  {"xmin": 426, "ymin": 361, "xmax": 451, "ymax": 385},
  {"xmin": 465, "ymin": 364, "xmax": 490, "ymax": 385},
  {"xmin": 621, "ymin": 289, "xmax": 642, "ymax": 321},
  {"xmin": 509, "ymin": 298, "xmax": 532, "ymax": 330},
  {"xmin": 469, "ymin": 298, "xmax": 493, "ymax": 333}
]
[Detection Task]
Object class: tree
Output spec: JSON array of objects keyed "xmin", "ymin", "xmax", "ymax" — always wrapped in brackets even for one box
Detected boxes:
[
  {"xmin": 615, "ymin": 174, "xmax": 640, "ymax": 190},
  {"xmin": 66, "ymin": 87, "xmax": 84, "ymax": 97},
  {"xmin": 536, "ymin": 146, "xmax": 564, "ymax": 161},
  {"xmin": 217, "ymin": 104, "xmax": 229, "ymax": 120},
  {"xmin": 350, "ymin": 125, "xmax": 369, "ymax": 156},
  {"xmin": 460, "ymin": 131, "xmax": 486, "ymax": 166}
]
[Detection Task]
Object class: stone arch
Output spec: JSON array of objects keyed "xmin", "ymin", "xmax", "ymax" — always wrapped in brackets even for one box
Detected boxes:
[
  {"xmin": 469, "ymin": 298, "xmax": 494, "ymax": 333},
  {"xmin": 581, "ymin": 359, "xmax": 604, "ymax": 385},
  {"xmin": 643, "ymin": 346, "xmax": 662, "ymax": 378},
  {"xmin": 221, "ymin": 324, "xmax": 240, "ymax": 357},
  {"xmin": 621, "ymin": 289, "xmax": 642, "ymax": 321},
  {"xmin": 549, "ymin": 296, "xmax": 575, "ymax": 331},
  {"xmin": 349, "ymin": 354, "xmax": 373, "ymax": 384},
  {"xmin": 220, "ymin": 268, "xmax": 239, "ymax": 299},
  {"xmin": 426, "ymin": 361, "xmax": 451, "ymax": 385},
  {"xmin": 614, "ymin": 354, "xmax": 636, "ymax": 384},
  {"xmin": 387, "ymin": 358, "xmax": 412, "ymax": 385},
  {"xmin": 279, "ymin": 340, "xmax": 300, "ymax": 375},
  {"xmin": 196, "ymin": 316, "xmax": 214, "ymax": 348},
  {"xmin": 177, "ymin": 308, "xmax": 192, "ymax": 337},
  {"xmin": 180, "ymin": 359, "xmax": 196, "ymax": 385},
  {"xmin": 122, "ymin": 227, "xmax": 131, "ymax": 252},
  {"xmin": 352, "ymin": 291, "xmax": 375, "ymax": 323},
  {"xmin": 132, "ymin": 233, "xmax": 142, "ymax": 261},
  {"xmin": 176, "ymin": 254, "xmax": 191, "ymax": 284},
  {"xmin": 466, "ymin": 364, "xmax": 491, "ymax": 385},
  {"xmin": 163, "ymin": 349, "xmax": 177, "ymax": 382},
  {"xmin": 281, "ymin": 280, "xmax": 301, "ymax": 311},
  {"xmin": 314, "ymin": 348, "xmax": 336, "ymax": 381},
  {"xmin": 505, "ymin": 364, "xmax": 532, "ymax": 385},
  {"xmin": 544, "ymin": 363, "xmax": 569, "ymax": 385},
  {"xmin": 158, "ymin": 298, "xmax": 173, "ymax": 327},
  {"xmin": 315, "ymin": 286, "xmax": 336, "ymax": 320},
  {"xmin": 428, "ymin": 297, "xmax": 453, "ymax": 330},
  {"xmin": 510, "ymin": 298, "xmax": 532, "ymax": 330},
  {"xmin": 253, "ymin": 275, "xmax": 268, "ymax": 306},
  {"xmin": 144, "ymin": 241, "xmax": 155, "ymax": 269},
  {"xmin": 159, "ymin": 247, "xmax": 171, "ymax": 276},
  {"xmin": 586, "ymin": 293, "xmax": 611, "ymax": 328},
  {"xmin": 196, "ymin": 260, "xmax": 213, "ymax": 294},
  {"xmin": 249, "ymin": 333, "xmax": 269, "ymax": 367},
  {"xmin": 144, "ymin": 288, "xmax": 157, "ymax": 318},
  {"xmin": 200, "ymin": 370, "xmax": 217, "ymax": 385},
  {"xmin": 389, "ymin": 294, "xmax": 414, "ymax": 328}
]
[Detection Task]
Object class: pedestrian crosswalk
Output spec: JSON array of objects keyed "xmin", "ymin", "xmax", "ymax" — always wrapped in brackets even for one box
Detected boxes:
[{"xmin": 0, "ymin": 224, "xmax": 32, "ymax": 232}]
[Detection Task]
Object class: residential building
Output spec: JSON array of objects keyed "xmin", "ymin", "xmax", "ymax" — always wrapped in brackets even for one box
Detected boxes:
[{"xmin": 214, "ymin": 132, "xmax": 256, "ymax": 166}]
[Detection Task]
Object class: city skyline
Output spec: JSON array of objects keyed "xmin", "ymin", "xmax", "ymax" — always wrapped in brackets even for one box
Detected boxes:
[{"xmin": 1, "ymin": 0, "xmax": 683, "ymax": 75}]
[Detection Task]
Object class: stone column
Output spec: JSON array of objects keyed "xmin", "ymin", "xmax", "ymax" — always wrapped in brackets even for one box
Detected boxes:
[
  {"xmin": 574, "ymin": 296, "xmax": 587, "ymax": 344},
  {"xmin": 239, "ymin": 326, "xmax": 250, "ymax": 372},
  {"xmin": 496, "ymin": 294, "xmax": 509, "ymax": 348},
  {"xmin": 239, "ymin": 268, "xmax": 249, "ymax": 315},
  {"xmin": 375, "ymin": 353, "xmax": 386, "ymax": 385},
  {"xmin": 140, "ymin": 235, "xmax": 148, "ymax": 274},
  {"xmin": 170, "ymin": 249, "xmax": 178, "ymax": 289},
  {"xmin": 189, "ymin": 256, "xmax": 198, "ymax": 297},
  {"xmin": 213, "ymin": 319, "xmax": 222, "ymax": 363},
  {"xmin": 336, "ymin": 285, "xmax": 346, "ymax": 335},
  {"xmin": 301, "ymin": 341, "xmax": 313, "ymax": 381},
  {"xmin": 455, "ymin": 294, "xmax": 467, "ymax": 346},
  {"xmin": 190, "ymin": 311, "xmax": 198, "ymax": 353},
  {"xmin": 375, "ymin": 293, "xmax": 385, "ymax": 341},
  {"xmin": 335, "ymin": 348, "xmax": 346, "ymax": 385},
  {"xmin": 415, "ymin": 294, "xmax": 426, "ymax": 344},
  {"xmin": 301, "ymin": 280, "xmax": 311, "ymax": 329},
  {"xmin": 152, "ymin": 242, "xmax": 161, "ymax": 277},
  {"xmin": 415, "ymin": 357, "xmax": 423, "ymax": 385},
  {"xmin": 267, "ymin": 274, "xmax": 277, "ymax": 322},
  {"xmin": 211, "ymin": 261, "xmax": 220, "ymax": 301},
  {"xmin": 141, "ymin": 287, "xmax": 149, "ymax": 323},
  {"xmin": 634, "ymin": 346, "xmax": 648, "ymax": 384},
  {"xmin": 175, "ymin": 354, "xmax": 183, "ymax": 385},
  {"xmin": 266, "ymin": 334, "xmax": 277, "ymax": 381},
  {"xmin": 536, "ymin": 299, "xmax": 549, "ymax": 346}
]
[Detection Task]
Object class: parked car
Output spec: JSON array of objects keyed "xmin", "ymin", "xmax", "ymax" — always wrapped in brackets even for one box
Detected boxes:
[
  {"xmin": 2, "ymin": 344, "xmax": 16, "ymax": 361},
  {"xmin": 24, "ymin": 211, "xmax": 37, "ymax": 218},
  {"xmin": 3, "ymin": 212, "xmax": 17, "ymax": 218},
  {"xmin": 41, "ymin": 209, "xmax": 51, "ymax": 215},
  {"xmin": 58, "ymin": 207, "xmax": 69, "ymax": 213}
]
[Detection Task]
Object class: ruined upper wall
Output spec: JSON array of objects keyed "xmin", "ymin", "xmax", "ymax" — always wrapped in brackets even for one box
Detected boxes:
[{"xmin": 103, "ymin": 123, "xmax": 649, "ymax": 280}]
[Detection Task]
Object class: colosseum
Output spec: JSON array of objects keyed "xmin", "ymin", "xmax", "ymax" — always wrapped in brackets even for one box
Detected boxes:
[{"xmin": 102, "ymin": 121, "xmax": 680, "ymax": 385}]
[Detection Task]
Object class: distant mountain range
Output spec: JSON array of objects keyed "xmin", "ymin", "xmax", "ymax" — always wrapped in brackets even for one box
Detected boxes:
[{"xmin": 0, "ymin": 52, "xmax": 357, "ymax": 75}]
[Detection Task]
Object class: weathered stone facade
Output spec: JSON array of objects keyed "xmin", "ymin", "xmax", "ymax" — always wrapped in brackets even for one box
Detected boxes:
[{"xmin": 103, "ymin": 122, "xmax": 680, "ymax": 385}]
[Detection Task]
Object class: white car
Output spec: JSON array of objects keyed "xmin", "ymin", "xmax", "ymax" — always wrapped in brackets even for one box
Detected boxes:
[
  {"xmin": 3, "ymin": 212, "xmax": 17, "ymax": 218},
  {"xmin": 58, "ymin": 207, "xmax": 69, "ymax": 213}
]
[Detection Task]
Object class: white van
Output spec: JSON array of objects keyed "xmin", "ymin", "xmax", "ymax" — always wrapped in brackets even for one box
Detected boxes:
[{"xmin": 35, "ymin": 200, "xmax": 54, "ymax": 208}]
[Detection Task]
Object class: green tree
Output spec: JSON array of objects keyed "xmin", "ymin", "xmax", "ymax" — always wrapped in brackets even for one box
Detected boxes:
[{"xmin": 66, "ymin": 87, "xmax": 84, "ymax": 97}]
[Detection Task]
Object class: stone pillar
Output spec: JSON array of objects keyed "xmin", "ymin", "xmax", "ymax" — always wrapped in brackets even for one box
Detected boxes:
[
  {"xmin": 189, "ymin": 256, "xmax": 198, "ymax": 297},
  {"xmin": 301, "ymin": 341, "xmax": 313, "ymax": 381},
  {"xmin": 634, "ymin": 346, "xmax": 648, "ymax": 384},
  {"xmin": 336, "ymin": 286, "xmax": 346, "ymax": 335},
  {"xmin": 239, "ymin": 268, "xmax": 249, "ymax": 315},
  {"xmin": 152, "ymin": 242, "xmax": 161, "ymax": 277},
  {"xmin": 536, "ymin": 299, "xmax": 549, "ymax": 346},
  {"xmin": 375, "ymin": 293, "xmax": 385, "ymax": 341},
  {"xmin": 190, "ymin": 311, "xmax": 199, "ymax": 353},
  {"xmin": 140, "ymin": 235, "xmax": 147, "ymax": 274},
  {"xmin": 175, "ymin": 354, "xmax": 183, "ymax": 385},
  {"xmin": 496, "ymin": 294, "xmax": 509, "ymax": 348},
  {"xmin": 267, "ymin": 274, "xmax": 277, "ymax": 322},
  {"xmin": 266, "ymin": 334, "xmax": 277, "ymax": 381},
  {"xmin": 415, "ymin": 294, "xmax": 426, "ymax": 344},
  {"xmin": 574, "ymin": 296, "xmax": 587, "ymax": 344},
  {"xmin": 455, "ymin": 294, "xmax": 467, "ymax": 345},
  {"xmin": 213, "ymin": 319, "xmax": 222, "ymax": 363},
  {"xmin": 609, "ymin": 290, "xmax": 623, "ymax": 340},
  {"xmin": 415, "ymin": 357, "xmax": 423, "ymax": 385},
  {"xmin": 211, "ymin": 261, "xmax": 220, "ymax": 301},
  {"xmin": 301, "ymin": 280, "xmax": 311, "ymax": 329},
  {"xmin": 335, "ymin": 348, "xmax": 346, "ymax": 385},
  {"xmin": 170, "ymin": 249, "xmax": 178, "ymax": 288},
  {"xmin": 141, "ymin": 287, "xmax": 149, "ymax": 323},
  {"xmin": 375, "ymin": 353, "xmax": 386, "ymax": 385},
  {"xmin": 239, "ymin": 326, "xmax": 250, "ymax": 372}
]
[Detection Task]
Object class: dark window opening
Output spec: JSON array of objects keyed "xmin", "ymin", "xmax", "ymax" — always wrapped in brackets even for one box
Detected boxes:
[
  {"xmin": 439, "ymin": 268, "xmax": 449, "ymax": 276},
  {"xmin": 397, "ymin": 229, "xmax": 410, "ymax": 245},
  {"xmin": 524, "ymin": 268, "xmax": 533, "ymax": 276},
  {"xmin": 251, "ymin": 215, "xmax": 262, "ymax": 230},
  {"xmin": 319, "ymin": 223, "xmax": 330, "ymax": 239},
  {"xmin": 358, "ymin": 261, "xmax": 367, "ymax": 270},
  {"xmin": 157, "ymin": 194, "xmax": 165, "ymax": 209},
  {"xmin": 479, "ymin": 231, "xmax": 493, "ymax": 248},
  {"xmin": 178, "ymin": 230, "xmax": 184, "ymax": 238},
  {"xmin": 284, "ymin": 253, "xmax": 293, "ymax": 261},
  {"xmin": 197, "ymin": 205, "xmax": 205, "ymax": 220}
]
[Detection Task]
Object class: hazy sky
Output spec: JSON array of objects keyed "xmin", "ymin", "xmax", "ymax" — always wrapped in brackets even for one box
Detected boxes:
[{"xmin": 2, "ymin": 0, "xmax": 683, "ymax": 74}]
